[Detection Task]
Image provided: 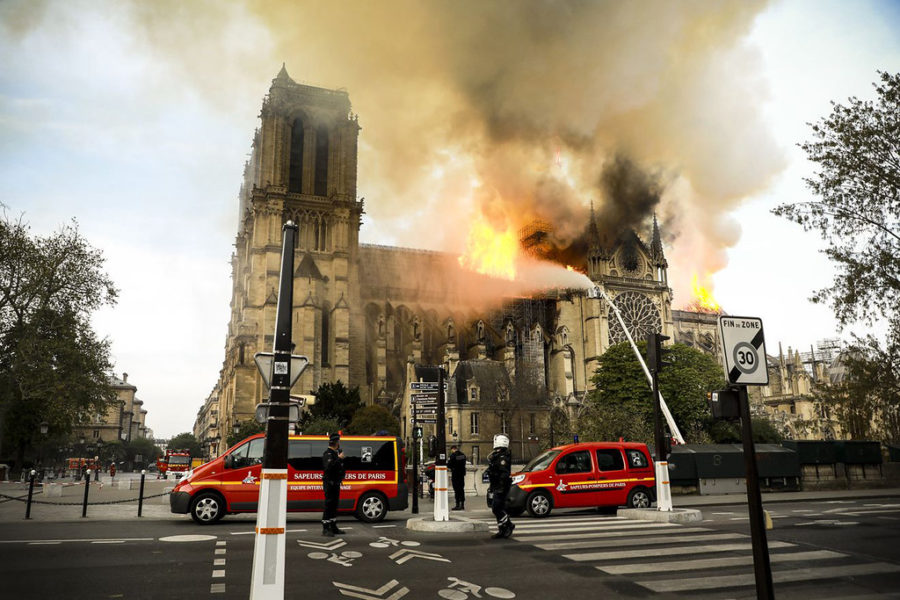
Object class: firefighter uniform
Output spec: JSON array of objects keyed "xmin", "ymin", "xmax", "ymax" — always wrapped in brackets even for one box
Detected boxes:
[
  {"xmin": 487, "ymin": 435, "xmax": 515, "ymax": 538},
  {"xmin": 322, "ymin": 433, "xmax": 346, "ymax": 536}
]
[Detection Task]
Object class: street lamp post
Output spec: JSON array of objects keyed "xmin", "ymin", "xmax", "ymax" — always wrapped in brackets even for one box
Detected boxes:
[{"xmin": 38, "ymin": 421, "xmax": 48, "ymax": 478}]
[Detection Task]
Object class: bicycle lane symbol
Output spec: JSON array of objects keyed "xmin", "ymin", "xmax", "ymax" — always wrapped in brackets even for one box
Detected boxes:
[{"xmin": 437, "ymin": 576, "xmax": 515, "ymax": 599}]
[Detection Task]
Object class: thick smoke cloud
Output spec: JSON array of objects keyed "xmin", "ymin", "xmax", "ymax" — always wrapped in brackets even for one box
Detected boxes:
[{"xmin": 5, "ymin": 0, "xmax": 785, "ymax": 307}]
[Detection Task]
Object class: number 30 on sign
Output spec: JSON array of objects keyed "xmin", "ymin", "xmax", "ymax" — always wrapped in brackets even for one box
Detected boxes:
[{"xmin": 718, "ymin": 316, "xmax": 769, "ymax": 386}]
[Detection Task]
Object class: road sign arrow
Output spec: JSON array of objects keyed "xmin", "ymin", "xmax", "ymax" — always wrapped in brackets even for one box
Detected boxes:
[
  {"xmin": 333, "ymin": 579, "xmax": 409, "ymax": 600},
  {"xmin": 389, "ymin": 548, "xmax": 451, "ymax": 565},
  {"xmin": 297, "ymin": 538, "xmax": 346, "ymax": 551}
]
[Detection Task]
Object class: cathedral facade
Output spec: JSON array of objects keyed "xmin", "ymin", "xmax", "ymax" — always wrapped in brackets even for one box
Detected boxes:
[{"xmin": 206, "ymin": 69, "xmax": 691, "ymax": 461}]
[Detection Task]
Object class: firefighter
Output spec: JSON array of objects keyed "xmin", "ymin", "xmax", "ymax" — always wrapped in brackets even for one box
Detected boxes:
[
  {"xmin": 487, "ymin": 434, "xmax": 515, "ymax": 539},
  {"xmin": 448, "ymin": 444, "xmax": 467, "ymax": 510},
  {"xmin": 321, "ymin": 432, "xmax": 346, "ymax": 537}
]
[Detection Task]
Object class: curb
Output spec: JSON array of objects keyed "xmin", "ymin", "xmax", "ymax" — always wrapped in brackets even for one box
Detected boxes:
[{"xmin": 406, "ymin": 516, "xmax": 490, "ymax": 533}]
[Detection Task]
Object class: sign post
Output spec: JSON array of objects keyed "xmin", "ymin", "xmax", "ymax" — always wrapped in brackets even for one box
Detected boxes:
[
  {"xmin": 718, "ymin": 315, "xmax": 772, "ymax": 600},
  {"xmin": 249, "ymin": 221, "xmax": 310, "ymax": 600}
]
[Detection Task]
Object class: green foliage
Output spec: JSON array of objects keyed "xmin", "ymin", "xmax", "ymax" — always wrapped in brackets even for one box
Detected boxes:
[
  {"xmin": 303, "ymin": 381, "xmax": 362, "ymax": 428},
  {"xmin": 301, "ymin": 416, "xmax": 342, "ymax": 435},
  {"xmin": 582, "ymin": 341, "xmax": 726, "ymax": 444},
  {"xmin": 0, "ymin": 209, "xmax": 118, "ymax": 469},
  {"xmin": 707, "ymin": 418, "xmax": 784, "ymax": 444},
  {"xmin": 126, "ymin": 437, "xmax": 162, "ymax": 465},
  {"xmin": 346, "ymin": 405, "xmax": 400, "ymax": 436},
  {"xmin": 773, "ymin": 71, "xmax": 900, "ymax": 330},
  {"xmin": 814, "ymin": 336, "xmax": 900, "ymax": 443},
  {"xmin": 226, "ymin": 419, "xmax": 266, "ymax": 448},
  {"xmin": 167, "ymin": 432, "xmax": 203, "ymax": 458}
]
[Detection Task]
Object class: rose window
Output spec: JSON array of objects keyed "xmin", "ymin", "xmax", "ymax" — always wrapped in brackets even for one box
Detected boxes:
[{"xmin": 607, "ymin": 291, "xmax": 661, "ymax": 345}]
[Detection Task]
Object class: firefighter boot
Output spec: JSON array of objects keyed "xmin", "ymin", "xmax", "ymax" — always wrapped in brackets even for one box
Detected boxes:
[
  {"xmin": 330, "ymin": 521, "xmax": 346, "ymax": 535},
  {"xmin": 451, "ymin": 501, "xmax": 462, "ymax": 511},
  {"xmin": 491, "ymin": 521, "xmax": 508, "ymax": 539},
  {"xmin": 322, "ymin": 521, "xmax": 335, "ymax": 537},
  {"xmin": 501, "ymin": 522, "xmax": 515, "ymax": 538}
]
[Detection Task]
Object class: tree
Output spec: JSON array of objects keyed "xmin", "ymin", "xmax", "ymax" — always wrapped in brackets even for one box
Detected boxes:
[
  {"xmin": 167, "ymin": 432, "xmax": 203, "ymax": 458},
  {"xmin": 0, "ymin": 209, "xmax": 118, "ymax": 472},
  {"xmin": 346, "ymin": 405, "xmax": 400, "ymax": 436},
  {"xmin": 813, "ymin": 340, "xmax": 900, "ymax": 443},
  {"xmin": 226, "ymin": 419, "xmax": 266, "ymax": 448},
  {"xmin": 707, "ymin": 418, "xmax": 784, "ymax": 444},
  {"xmin": 302, "ymin": 381, "xmax": 362, "ymax": 429},
  {"xmin": 301, "ymin": 416, "xmax": 342, "ymax": 435},
  {"xmin": 773, "ymin": 71, "xmax": 900, "ymax": 331},
  {"xmin": 582, "ymin": 341, "xmax": 725, "ymax": 444}
]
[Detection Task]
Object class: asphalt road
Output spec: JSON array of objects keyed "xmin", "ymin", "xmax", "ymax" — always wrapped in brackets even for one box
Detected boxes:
[{"xmin": 2, "ymin": 494, "xmax": 900, "ymax": 599}]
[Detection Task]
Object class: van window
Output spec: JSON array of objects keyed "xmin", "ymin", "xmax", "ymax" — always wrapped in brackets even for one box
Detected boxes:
[
  {"xmin": 523, "ymin": 449, "xmax": 559, "ymax": 472},
  {"xmin": 596, "ymin": 449, "xmax": 625, "ymax": 471},
  {"xmin": 231, "ymin": 438, "xmax": 265, "ymax": 469},
  {"xmin": 342, "ymin": 440, "xmax": 395, "ymax": 471},
  {"xmin": 555, "ymin": 450, "xmax": 592, "ymax": 474},
  {"xmin": 626, "ymin": 449, "xmax": 649, "ymax": 469},
  {"xmin": 288, "ymin": 440, "xmax": 327, "ymax": 471}
]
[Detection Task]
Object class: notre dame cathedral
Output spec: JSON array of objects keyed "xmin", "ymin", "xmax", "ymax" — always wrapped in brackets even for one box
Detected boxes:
[{"xmin": 200, "ymin": 67, "xmax": 722, "ymax": 461}]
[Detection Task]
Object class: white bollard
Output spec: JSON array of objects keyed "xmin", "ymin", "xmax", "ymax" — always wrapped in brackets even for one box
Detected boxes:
[
  {"xmin": 433, "ymin": 465, "xmax": 450, "ymax": 521},
  {"xmin": 655, "ymin": 461, "xmax": 673, "ymax": 511},
  {"xmin": 250, "ymin": 469, "xmax": 288, "ymax": 600}
]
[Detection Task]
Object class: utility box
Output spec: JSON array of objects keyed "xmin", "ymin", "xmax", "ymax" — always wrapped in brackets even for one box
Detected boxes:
[{"xmin": 709, "ymin": 389, "xmax": 741, "ymax": 420}]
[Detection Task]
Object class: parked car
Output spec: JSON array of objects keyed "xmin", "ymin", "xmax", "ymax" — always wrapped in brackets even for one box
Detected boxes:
[{"xmin": 485, "ymin": 441, "xmax": 656, "ymax": 517}]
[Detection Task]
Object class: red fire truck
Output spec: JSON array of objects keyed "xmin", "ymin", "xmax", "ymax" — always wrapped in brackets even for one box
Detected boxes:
[{"xmin": 158, "ymin": 449, "xmax": 192, "ymax": 481}]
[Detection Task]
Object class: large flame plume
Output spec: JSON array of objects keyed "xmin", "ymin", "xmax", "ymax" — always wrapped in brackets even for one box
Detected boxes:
[
  {"xmin": 688, "ymin": 272, "xmax": 723, "ymax": 313},
  {"xmin": 458, "ymin": 216, "xmax": 519, "ymax": 280}
]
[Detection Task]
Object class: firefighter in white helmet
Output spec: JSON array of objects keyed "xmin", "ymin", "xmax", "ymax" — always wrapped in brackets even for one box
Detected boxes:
[{"xmin": 486, "ymin": 433, "xmax": 515, "ymax": 539}]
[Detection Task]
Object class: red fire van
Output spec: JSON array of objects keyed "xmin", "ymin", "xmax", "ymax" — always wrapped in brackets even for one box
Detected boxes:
[
  {"xmin": 170, "ymin": 434, "xmax": 408, "ymax": 524},
  {"xmin": 498, "ymin": 441, "xmax": 656, "ymax": 517}
]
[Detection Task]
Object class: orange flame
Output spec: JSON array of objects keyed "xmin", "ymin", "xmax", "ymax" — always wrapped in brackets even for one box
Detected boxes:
[
  {"xmin": 458, "ymin": 217, "xmax": 519, "ymax": 280},
  {"xmin": 690, "ymin": 273, "xmax": 722, "ymax": 313}
]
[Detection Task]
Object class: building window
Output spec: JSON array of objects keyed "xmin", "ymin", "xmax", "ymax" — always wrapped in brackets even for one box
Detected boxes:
[
  {"xmin": 289, "ymin": 118, "xmax": 304, "ymax": 193},
  {"xmin": 314, "ymin": 126, "xmax": 328, "ymax": 196},
  {"xmin": 470, "ymin": 412, "xmax": 479, "ymax": 436},
  {"xmin": 529, "ymin": 413, "xmax": 535, "ymax": 434},
  {"xmin": 448, "ymin": 417, "xmax": 453, "ymax": 436},
  {"xmin": 472, "ymin": 445, "xmax": 480, "ymax": 465},
  {"xmin": 321, "ymin": 309, "xmax": 330, "ymax": 366},
  {"xmin": 470, "ymin": 388, "xmax": 478, "ymax": 402},
  {"xmin": 92, "ymin": 429, "xmax": 99, "ymax": 439}
]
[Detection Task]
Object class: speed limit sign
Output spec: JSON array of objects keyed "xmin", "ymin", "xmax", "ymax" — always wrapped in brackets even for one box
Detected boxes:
[{"xmin": 718, "ymin": 315, "xmax": 769, "ymax": 385}]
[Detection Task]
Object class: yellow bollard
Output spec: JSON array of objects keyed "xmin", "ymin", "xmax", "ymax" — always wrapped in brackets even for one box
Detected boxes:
[{"xmin": 764, "ymin": 509, "xmax": 773, "ymax": 530}]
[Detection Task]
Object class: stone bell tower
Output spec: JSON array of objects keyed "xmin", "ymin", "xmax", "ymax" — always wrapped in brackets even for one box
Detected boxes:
[{"xmin": 219, "ymin": 66, "xmax": 364, "ymax": 435}]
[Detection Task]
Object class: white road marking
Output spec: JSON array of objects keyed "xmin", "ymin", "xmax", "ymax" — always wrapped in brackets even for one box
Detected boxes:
[
  {"xmin": 878, "ymin": 516, "xmax": 900, "ymax": 521},
  {"xmin": 0, "ymin": 538, "xmax": 154, "ymax": 544},
  {"xmin": 712, "ymin": 512, "xmax": 735, "ymax": 515},
  {"xmin": 729, "ymin": 517, "xmax": 749, "ymax": 521},
  {"xmin": 515, "ymin": 526, "xmax": 710, "ymax": 543},
  {"xmin": 214, "ymin": 559, "xmax": 226, "ymax": 566},
  {"xmin": 564, "ymin": 540, "xmax": 795, "ymax": 562},
  {"xmin": 215, "ymin": 548, "xmax": 226, "ymax": 555},
  {"xmin": 638, "ymin": 562, "xmax": 900, "ymax": 593},
  {"xmin": 210, "ymin": 583, "xmax": 226, "ymax": 594},
  {"xmin": 216, "ymin": 541, "xmax": 226, "ymax": 546},
  {"xmin": 28, "ymin": 542, "xmax": 62, "ymax": 545},
  {"xmin": 791, "ymin": 509, "xmax": 814, "ymax": 513},
  {"xmin": 159, "ymin": 534, "xmax": 216, "ymax": 542},
  {"xmin": 599, "ymin": 550, "xmax": 846, "ymax": 575},
  {"xmin": 537, "ymin": 532, "xmax": 743, "ymax": 552},
  {"xmin": 373, "ymin": 524, "xmax": 397, "ymax": 528},
  {"xmin": 212, "ymin": 570, "xmax": 225, "ymax": 578},
  {"xmin": 92, "ymin": 540, "xmax": 125, "ymax": 544}
]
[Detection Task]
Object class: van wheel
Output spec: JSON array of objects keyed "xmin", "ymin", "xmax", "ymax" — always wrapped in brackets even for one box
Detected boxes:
[
  {"xmin": 190, "ymin": 492, "xmax": 225, "ymax": 524},
  {"xmin": 626, "ymin": 487, "xmax": 652, "ymax": 509},
  {"xmin": 526, "ymin": 490, "xmax": 553, "ymax": 518},
  {"xmin": 356, "ymin": 492, "xmax": 388, "ymax": 523}
]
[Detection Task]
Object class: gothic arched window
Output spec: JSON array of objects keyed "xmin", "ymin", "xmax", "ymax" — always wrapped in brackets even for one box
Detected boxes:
[
  {"xmin": 289, "ymin": 118, "xmax": 304, "ymax": 193},
  {"xmin": 314, "ymin": 125, "xmax": 329, "ymax": 196}
]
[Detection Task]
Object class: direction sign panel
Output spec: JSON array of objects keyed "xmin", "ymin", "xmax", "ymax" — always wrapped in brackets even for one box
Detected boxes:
[
  {"xmin": 410, "ymin": 381, "xmax": 447, "ymax": 391},
  {"xmin": 411, "ymin": 393, "xmax": 439, "ymax": 403},
  {"xmin": 415, "ymin": 418, "xmax": 437, "ymax": 424},
  {"xmin": 412, "ymin": 408, "xmax": 438, "ymax": 416},
  {"xmin": 718, "ymin": 316, "xmax": 769, "ymax": 385}
]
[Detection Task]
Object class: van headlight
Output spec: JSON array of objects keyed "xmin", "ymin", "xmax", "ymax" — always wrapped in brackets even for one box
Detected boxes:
[{"xmin": 511, "ymin": 474, "xmax": 526, "ymax": 485}]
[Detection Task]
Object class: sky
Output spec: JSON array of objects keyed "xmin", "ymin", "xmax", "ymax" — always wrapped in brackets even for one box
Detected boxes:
[{"xmin": 1, "ymin": 0, "xmax": 899, "ymax": 439}]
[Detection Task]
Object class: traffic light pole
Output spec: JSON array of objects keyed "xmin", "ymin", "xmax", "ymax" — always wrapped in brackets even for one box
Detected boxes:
[
  {"xmin": 411, "ymin": 409, "xmax": 419, "ymax": 515},
  {"xmin": 738, "ymin": 385, "xmax": 774, "ymax": 600},
  {"xmin": 648, "ymin": 332, "xmax": 673, "ymax": 511},
  {"xmin": 250, "ymin": 221, "xmax": 297, "ymax": 600},
  {"xmin": 433, "ymin": 366, "xmax": 449, "ymax": 521}
]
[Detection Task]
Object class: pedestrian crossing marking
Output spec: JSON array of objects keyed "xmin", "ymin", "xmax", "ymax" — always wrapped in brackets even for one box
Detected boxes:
[
  {"xmin": 598, "ymin": 550, "xmax": 846, "ymax": 575},
  {"xmin": 517, "ymin": 526, "xmax": 707, "ymax": 543},
  {"xmin": 537, "ymin": 532, "xmax": 743, "ymax": 551},
  {"xmin": 638, "ymin": 562, "xmax": 900, "ymax": 593},
  {"xmin": 564, "ymin": 540, "xmax": 795, "ymax": 562}
]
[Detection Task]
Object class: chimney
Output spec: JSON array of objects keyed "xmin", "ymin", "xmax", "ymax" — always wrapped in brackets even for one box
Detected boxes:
[{"xmin": 123, "ymin": 372, "xmax": 128, "ymax": 383}]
